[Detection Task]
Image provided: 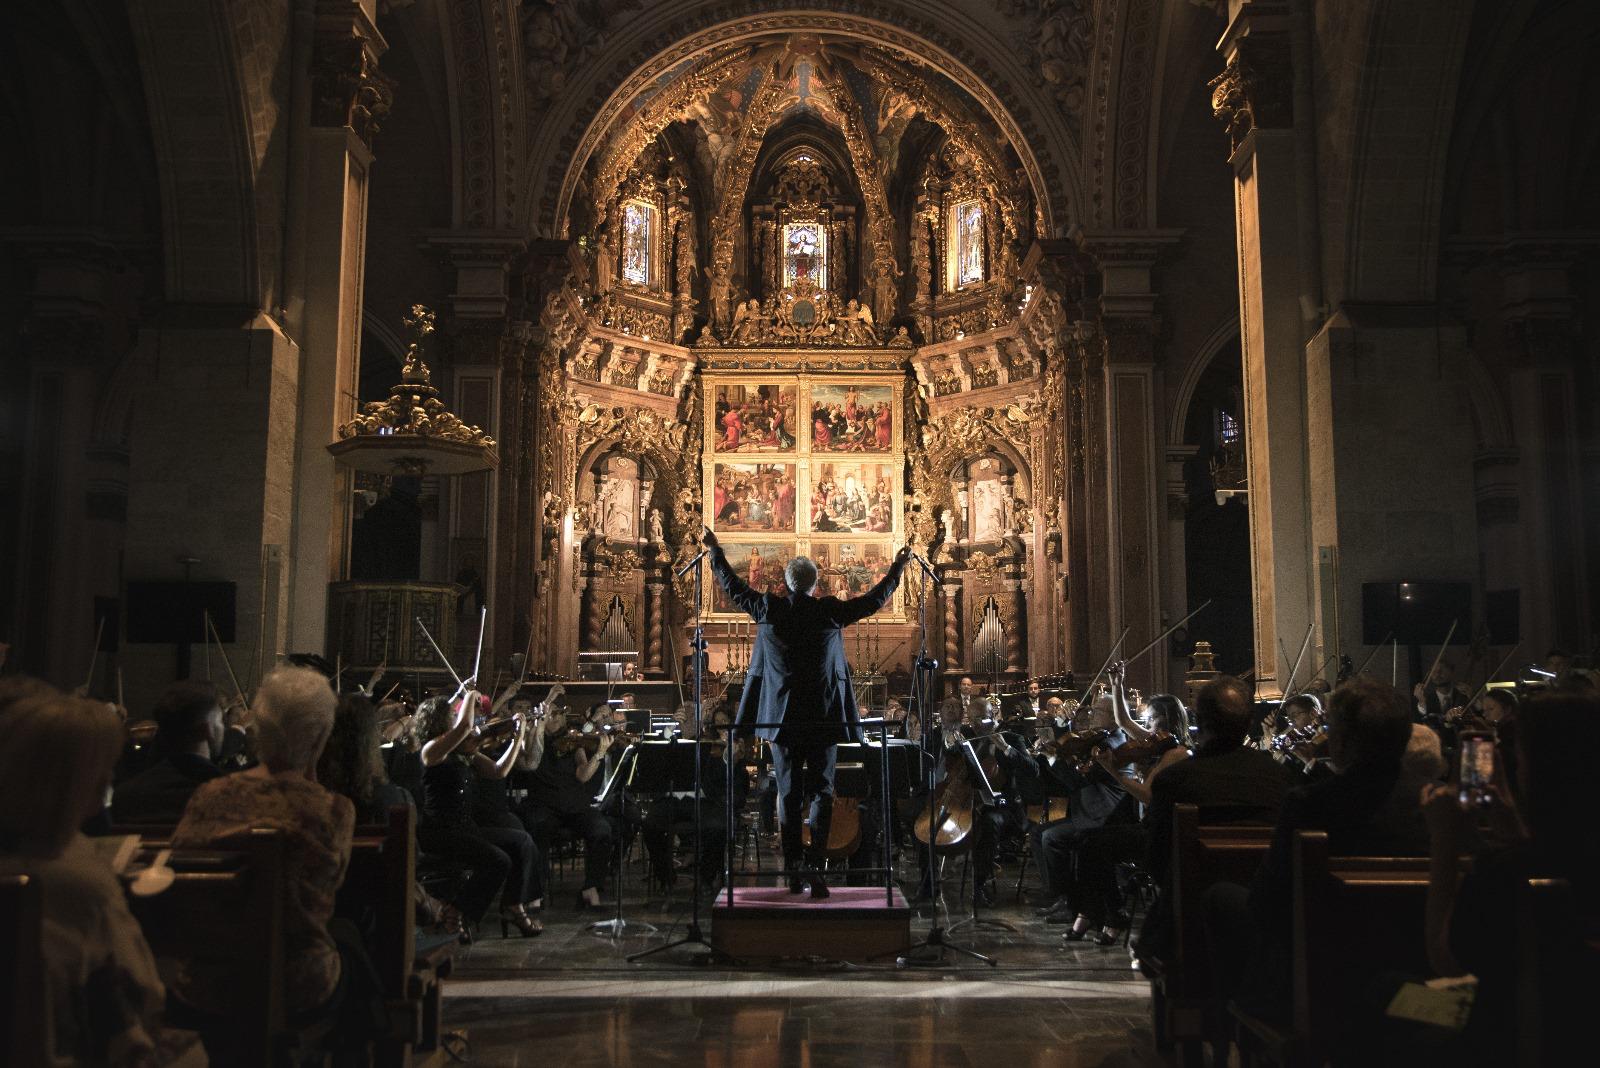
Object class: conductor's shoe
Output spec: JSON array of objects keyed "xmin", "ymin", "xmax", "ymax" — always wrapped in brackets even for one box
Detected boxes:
[{"xmin": 809, "ymin": 871, "xmax": 831, "ymax": 899}]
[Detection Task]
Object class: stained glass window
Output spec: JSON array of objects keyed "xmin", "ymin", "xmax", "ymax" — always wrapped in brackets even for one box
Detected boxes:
[
  {"xmin": 783, "ymin": 222, "xmax": 827, "ymax": 291},
  {"xmin": 621, "ymin": 200, "xmax": 654, "ymax": 287},
  {"xmin": 954, "ymin": 200, "xmax": 984, "ymax": 287}
]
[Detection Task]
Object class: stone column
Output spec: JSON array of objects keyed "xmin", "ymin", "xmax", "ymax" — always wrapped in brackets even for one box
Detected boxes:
[
  {"xmin": 123, "ymin": 316, "xmax": 301, "ymax": 705},
  {"xmin": 1493, "ymin": 242, "xmax": 1592, "ymax": 657},
  {"xmin": 1211, "ymin": 4, "xmax": 1314, "ymax": 696},
  {"xmin": 1078, "ymin": 231, "xmax": 1180, "ymax": 693},
  {"xmin": 421, "ymin": 232, "xmax": 528, "ymax": 669},
  {"xmin": 285, "ymin": 5, "xmax": 393, "ymax": 656},
  {"xmin": 1164, "ymin": 444, "xmax": 1199, "ymax": 674},
  {"xmin": 941, "ymin": 582, "xmax": 963, "ymax": 671}
]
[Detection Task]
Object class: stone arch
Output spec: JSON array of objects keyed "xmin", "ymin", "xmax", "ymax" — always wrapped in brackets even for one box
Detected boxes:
[
  {"xmin": 522, "ymin": 5, "xmax": 1082, "ymax": 240},
  {"xmin": 1333, "ymin": 0, "xmax": 1475, "ymax": 303},
  {"xmin": 1168, "ymin": 313, "xmax": 1240, "ymax": 445},
  {"xmin": 127, "ymin": 0, "xmax": 289, "ymax": 309}
]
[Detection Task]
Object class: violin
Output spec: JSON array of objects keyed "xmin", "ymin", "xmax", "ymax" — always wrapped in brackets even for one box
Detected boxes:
[{"xmin": 1107, "ymin": 730, "xmax": 1180, "ymax": 766}]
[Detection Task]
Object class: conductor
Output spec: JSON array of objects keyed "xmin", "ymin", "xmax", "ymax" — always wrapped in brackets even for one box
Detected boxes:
[{"xmin": 704, "ymin": 526, "xmax": 910, "ymax": 898}]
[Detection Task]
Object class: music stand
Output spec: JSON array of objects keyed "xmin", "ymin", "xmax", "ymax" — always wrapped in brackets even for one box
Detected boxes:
[
  {"xmin": 628, "ymin": 547, "xmax": 730, "ymax": 965},
  {"xmin": 945, "ymin": 737, "xmax": 1018, "ymax": 936},
  {"xmin": 588, "ymin": 743, "xmax": 655, "ymax": 939},
  {"xmin": 895, "ymin": 552, "xmax": 995, "ymax": 967}
]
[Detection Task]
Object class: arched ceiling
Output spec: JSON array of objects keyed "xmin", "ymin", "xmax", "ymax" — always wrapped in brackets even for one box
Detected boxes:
[
  {"xmin": 504, "ymin": 2, "xmax": 1089, "ymax": 240},
  {"xmin": 572, "ymin": 34, "xmax": 1035, "ymax": 237}
]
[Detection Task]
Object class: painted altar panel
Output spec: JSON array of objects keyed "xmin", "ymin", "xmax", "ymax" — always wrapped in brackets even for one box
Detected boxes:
[
  {"xmin": 808, "ymin": 384, "xmax": 895, "ymax": 453},
  {"xmin": 703, "ymin": 373, "xmax": 905, "ymax": 620},
  {"xmin": 712, "ymin": 382, "xmax": 798, "ymax": 452},
  {"xmin": 710, "ymin": 462, "xmax": 798, "ymax": 534}
]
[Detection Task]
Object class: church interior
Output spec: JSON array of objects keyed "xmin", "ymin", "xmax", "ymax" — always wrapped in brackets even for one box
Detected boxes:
[{"xmin": 1, "ymin": 1, "xmax": 1597, "ymax": 1066}]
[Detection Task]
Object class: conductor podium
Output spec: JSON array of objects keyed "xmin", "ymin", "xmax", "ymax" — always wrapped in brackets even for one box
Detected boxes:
[{"xmin": 709, "ymin": 734, "xmax": 920, "ymax": 963}]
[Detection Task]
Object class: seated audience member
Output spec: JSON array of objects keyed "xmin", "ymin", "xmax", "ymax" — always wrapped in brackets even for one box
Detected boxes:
[
  {"xmin": 1411, "ymin": 692, "xmax": 1600, "ymax": 1066},
  {"xmin": 1206, "ymin": 676, "xmax": 1424, "ymax": 1020},
  {"xmin": 112, "ymin": 680, "xmax": 226, "ymax": 825},
  {"xmin": 318, "ymin": 693, "xmax": 415, "ymax": 823},
  {"xmin": 1137, "ymin": 676, "xmax": 1293, "ymax": 960},
  {"xmin": 0, "ymin": 693, "xmax": 179, "ymax": 1065},
  {"xmin": 0, "ymin": 673, "xmax": 57, "ymax": 715},
  {"xmin": 173, "ymin": 666, "xmax": 379, "ymax": 1061},
  {"xmin": 414, "ymin": 691, "xmax": 543, "ymax": 937}
]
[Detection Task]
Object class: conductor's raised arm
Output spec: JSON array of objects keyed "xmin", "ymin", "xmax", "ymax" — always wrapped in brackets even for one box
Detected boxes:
[
  {"xmin": 704, "ymin": 526, "xmax": 765, "ymax": 618},
  {"xmin": 833, "ymin": 546, "xmax": 913, "ymax": 626}
]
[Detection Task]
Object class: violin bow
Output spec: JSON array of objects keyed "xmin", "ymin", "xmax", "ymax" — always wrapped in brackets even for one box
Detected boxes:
[
  {"xmin": 205, "ymin": 610, "xmax": 247, "ymax": 711},
  {"xmin": 415, "ymin": 617, "xmax": 465, "ymax": 695},
  {"xmin": 1416, "ymin": 619, "xmax": 1460, "ymax": 703},
  {"xmin": 1460, "ymin": 642, "xmax": 1520, "ymax": 714},
  {"xmin": 1351, "ymin": 630, "xmax": 1393, "ymax": 679},
  {"xmin": 1072, "ymin": 627, "xmax": 1132, "ymax": 709},
  {"xmin": 1122, "ymin": 599, "xmax": 1213, "ymax": 669},
  {"xmin": 80, "ymin": 615, "xmax": 107, "ymax": 696},
  {"xmin": 1279, "ymin": 623, "xmax": 1315, "ymax": 698}
]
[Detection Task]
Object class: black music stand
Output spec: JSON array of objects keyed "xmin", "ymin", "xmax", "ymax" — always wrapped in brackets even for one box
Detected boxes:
[
  {"xmin": 588, "ymin": 743, "xmax": 655, "ymax": 940},
  {"xmin": 895, "ymin": 552, "xmax": 995, "ymax": 967},
  {"xmin": 945, "ymin": 737, "xmax": 1018, "ymax": 936},
  {"xmin": 628, "ymin": 549, "xmax": 730, "ymax": 965}
]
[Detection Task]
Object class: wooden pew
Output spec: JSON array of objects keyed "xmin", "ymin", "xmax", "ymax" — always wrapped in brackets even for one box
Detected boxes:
[
  {"xmin": 128, "ymin": 828, "xmax": 290, "ymax": 1067},
  {"xmin": 1, "ymin": 874, "xmax": 57, "ymax": 1066},
  {"xmin": 1233, "ymin": 831, "xmax": 1433, "ymax": 1067},
  {"xmin": 1147, "ymin": 804, "xmax": 1274, "ymax": 1064},
  {"xmin": 338, "ymin": 805, "xmax": 455, "ymax": 1068}
]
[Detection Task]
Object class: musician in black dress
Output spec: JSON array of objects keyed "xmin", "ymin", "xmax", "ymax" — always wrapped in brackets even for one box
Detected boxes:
[
  {"xmin": 415, "ymin": 692, "xmax": 544, "ymax": 937},
  {"xmin": 705, "ymin": 526, "xmax": 910, "ymax": 898}
]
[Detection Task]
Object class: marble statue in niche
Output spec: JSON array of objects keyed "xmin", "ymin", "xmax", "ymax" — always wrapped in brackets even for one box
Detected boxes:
[
  {"xmin": 594, "ymin": 455, "xmax": 639, "ymax": 540},
  {"xmin": 968, "ymin": 458, "xmax": 1013, "ymax": 544}
]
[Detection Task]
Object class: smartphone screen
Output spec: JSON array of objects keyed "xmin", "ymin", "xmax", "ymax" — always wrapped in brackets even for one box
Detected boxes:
[{"xmin": 1458, "ymin": 733, "xmax": 1495, "ymax": 806}]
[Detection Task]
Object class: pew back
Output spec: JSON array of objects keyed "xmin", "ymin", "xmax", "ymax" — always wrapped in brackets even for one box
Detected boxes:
[
  {"xmin": 1291, "ymin": 831, "xmax": 1431, "ymax": 1058},
  {"xmin": 1, "ymin": 875, "xmax": 57, "ymax": 1066},
  {"xmin": 128, "ymin": 828, "xmax": 287, "ymax": 1065}
]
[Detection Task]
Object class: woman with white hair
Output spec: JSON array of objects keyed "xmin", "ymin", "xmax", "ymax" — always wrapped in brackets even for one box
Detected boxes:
[
  {"xmin": 0, "ymin": 690, "xmax": 179, "ymax": 1065},
  {"xmin": 173, "ymin": 665, "xmax": 374, "ymax": 1052}
]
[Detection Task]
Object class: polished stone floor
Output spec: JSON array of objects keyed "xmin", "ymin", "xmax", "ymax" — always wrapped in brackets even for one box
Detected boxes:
[{"xmin": 442, "ymin": 842, "xmax": 1157, "ymax": 1067}]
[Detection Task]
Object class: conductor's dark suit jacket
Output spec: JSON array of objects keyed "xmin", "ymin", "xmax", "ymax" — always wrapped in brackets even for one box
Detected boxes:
[{"xmin": 711, "ymin": 545, "xmax": 906, "ymax": 747}]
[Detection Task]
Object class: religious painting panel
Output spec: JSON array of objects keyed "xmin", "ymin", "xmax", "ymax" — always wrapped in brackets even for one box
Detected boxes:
[
  {"xmin": 809, "ymin": 384, "xmax": 894, "ymax": 453},
  {"xmin": 710, "ymin": 462, "xmax": 798, "ymax": 534},
  {"xmin": 811, "ymin": 540, "xmax": 896, "ymax": 600},
  {"xmin": 809, "ymin": 461, "xmax": 896, "ymax": 535},
  {"xmin": 708, "ymin": 541, "xmax": 796, "ymax": 613},
  {"xmin": 711, "ymin": 383, "xmax": 799, "ymax": 453}
]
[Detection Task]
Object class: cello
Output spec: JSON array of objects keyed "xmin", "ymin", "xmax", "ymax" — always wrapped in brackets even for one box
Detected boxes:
[{"xmin": 912, "ymin": 735, "xmax": 980, "ymax": 853}]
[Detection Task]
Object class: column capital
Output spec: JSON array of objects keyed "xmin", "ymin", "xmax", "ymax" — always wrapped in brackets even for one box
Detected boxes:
[
  {"xmin": 1210, "ymin": 3, "xmax": 1294, "ymax": 156},
  {"xmin": 419, "ymin": 230, "xmax": 531, "ymax": 321},
  {"xmin": 1072, "ymin": 228, "xmax": 1183, "ymax": 323},
  {"xmin": 311, "ymin": 2, "xmax": 394, "ymax": 148}
]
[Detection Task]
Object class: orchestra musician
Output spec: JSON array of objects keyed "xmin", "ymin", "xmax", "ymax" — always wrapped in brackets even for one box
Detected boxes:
[
  {"xmin": 704, "ymin": 525, "xmax": 910, "ymax": 899},
  {"xmin": 1009, "ymin": 679, "xmax": 1046, "ymax": 720}
]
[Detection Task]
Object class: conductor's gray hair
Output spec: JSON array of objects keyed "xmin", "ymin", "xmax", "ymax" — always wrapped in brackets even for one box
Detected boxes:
[
  {"xmin": 252, "ymin": 665, "xmax": 337, "ymax": 773},
  {"xmin": 785, "ymin": 556, "xmax": 819, "ymax": 594}
]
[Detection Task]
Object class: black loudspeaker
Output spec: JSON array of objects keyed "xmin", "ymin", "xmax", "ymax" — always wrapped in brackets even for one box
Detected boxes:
[
  {"xmin": 125, "ymin": 581, "xmax": 237, "ymax": 644},
  {"xmin": 1485, "ymin": 589, "xmax": 1520, "ymax": 645},
  {"xmin": 1361, "ymin": 582, "xmax": 1471, "ymax": 646}
]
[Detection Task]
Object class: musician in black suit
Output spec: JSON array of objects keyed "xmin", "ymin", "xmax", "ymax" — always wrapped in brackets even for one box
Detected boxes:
[{"xmin": 706, "ymin": 526, "xmax": 910, "ymax": 898}]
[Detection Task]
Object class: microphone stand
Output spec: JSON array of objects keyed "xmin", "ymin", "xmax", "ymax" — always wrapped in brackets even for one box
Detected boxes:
[
  {"xmin": 896, "ymin": 548, "xmax": 994, "ymax": 967},
  {"xmin": 629, "ymin": 544, "xmax": 731, "ymax": 964}
]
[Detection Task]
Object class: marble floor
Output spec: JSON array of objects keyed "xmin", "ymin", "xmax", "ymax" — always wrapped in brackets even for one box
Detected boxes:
[{"xmin": 442, "ymin": 846, "xmax": 1158, "ymax": 1067}]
